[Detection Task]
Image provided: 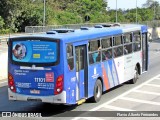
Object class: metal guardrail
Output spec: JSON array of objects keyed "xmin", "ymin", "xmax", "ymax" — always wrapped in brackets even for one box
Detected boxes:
[
  {"xmin": 25, "ymin": 23, "xmax": 109, "ymax": 33},
  {"xmin": 0, "ymin": 33, "xmax": 44, "ymax": 43},
  {"xmin": 25, "ymin": 21, "xmax": 160, "ymax": 33}
]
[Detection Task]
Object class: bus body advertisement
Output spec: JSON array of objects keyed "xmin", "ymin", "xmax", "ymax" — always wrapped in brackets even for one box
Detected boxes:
[{"xmin": 8, "ymin": 24, "xmax": 148, "ymax": 105}]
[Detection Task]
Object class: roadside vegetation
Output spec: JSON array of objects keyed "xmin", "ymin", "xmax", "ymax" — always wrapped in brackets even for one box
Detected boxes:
[{"xmin": 0, "ymin": 0, "xmax": 159, "ymax": 33}]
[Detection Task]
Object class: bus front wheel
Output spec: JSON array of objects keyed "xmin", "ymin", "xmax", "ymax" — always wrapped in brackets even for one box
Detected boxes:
[
  {"xmin": 91, "ymin": 79, "xmax": 102, "ymax": 103},
  {"xmin": 130, "ymin": 66, "xmax": 139, "ymax": 84}
]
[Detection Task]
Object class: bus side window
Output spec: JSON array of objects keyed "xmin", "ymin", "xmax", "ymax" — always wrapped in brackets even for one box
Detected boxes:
[
  {"xmin": 89, "ymin": 40, "xmax": 101, "ymax": 64},
  {"xmin": 101, "ymin": 37, "xmax": 112, "ymax": 61},
  {"xmin": 123, "ymin": 33, "xmax": 132, "ymax": 55},
  {"xmin": 113, "ymin": 36, "xmax": 123, "ymax": 58},
  {"xmin": 67, "ymin": 44, "xmax": 74, "ymax": 70},
  {"xmin": 115, "ymin": 46, "xmax": 123, "ymax": 57}
]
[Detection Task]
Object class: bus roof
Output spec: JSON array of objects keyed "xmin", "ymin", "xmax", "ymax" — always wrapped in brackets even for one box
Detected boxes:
[{"xmin": 12, "ymin": 24, "xmax": 148, "ymax": 43}]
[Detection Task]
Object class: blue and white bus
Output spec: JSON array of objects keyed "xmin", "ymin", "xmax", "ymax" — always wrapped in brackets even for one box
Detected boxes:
[{"xmin": 8, "ymin": 24, "xmax": 148, "ymax": 105}]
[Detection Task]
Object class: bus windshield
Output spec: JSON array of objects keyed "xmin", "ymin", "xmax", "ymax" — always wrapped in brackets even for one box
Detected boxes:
[{"xmin": 11, "ymin": 39, "xmax": 59, "ymax": 66}]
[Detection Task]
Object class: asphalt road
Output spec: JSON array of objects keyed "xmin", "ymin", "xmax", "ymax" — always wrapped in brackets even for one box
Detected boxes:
[{"xmin": 0, "ymin": 40, "xmax": 160, "ymax": 119}]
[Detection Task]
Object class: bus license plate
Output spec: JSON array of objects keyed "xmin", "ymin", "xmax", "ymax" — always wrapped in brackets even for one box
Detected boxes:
[{"xmin": 30, "ymin": 90, "xmax": 40, "ymax": 94}]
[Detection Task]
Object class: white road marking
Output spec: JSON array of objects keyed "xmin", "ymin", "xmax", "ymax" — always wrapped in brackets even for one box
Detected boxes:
[
  {"xmin": 90, "ymin": 74, "xmax": 160, "ymax": 111},
  {"xmin": 103, "ymin": 105, "xmax": 135, "ymax": 111},
  {"xmin": 72, "ymin": 74, "xmax": 160, "ymax": 120},
  {"xmin": 134, "ymin": 90, "xmax": 160, "ymax": 96},
  {"xmin": 120, "ymin": 97, "xmax": 160, "ymax": 106},
  {"xmin": 145, "ymin": 83, "xmax": 160, "ymax": 88}
]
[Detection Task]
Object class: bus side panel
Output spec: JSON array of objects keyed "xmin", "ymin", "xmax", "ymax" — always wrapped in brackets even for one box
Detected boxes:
[
  {"xmin": 88, "ymin": 59, "xmax": 121, "ymax": 98},
  {"xmin": 102, "ymin": 60, "xmax": 115, "ymax": 89},
  {"xmin": 63, "ymin": 42, "xmax": 77, "ymax": 105},
  {"xmin": 112, "ymin": 57, "xmax": 124, "ymax": 84},
  {"xmin": 88, "ymin": 63, "xmax": 103, "ymax": 98},
  {"xmin": 63, "ymin": 69, "xmax": 77, "ymax": 104},
  {"xmin": 133, "ymin": 51, "xmax": 142, "ymax": 73},
  {"xmin": 101, "ymin": 59, "xmax": 120, "ymax": 91},
  {"xmin": 124, "ymin": 54, "xmax": 134, "ymax": 81}
]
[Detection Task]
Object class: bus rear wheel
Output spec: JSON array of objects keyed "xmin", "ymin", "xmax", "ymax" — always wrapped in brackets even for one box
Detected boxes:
[
  {"xmin": 91, "ymin": 79, "xmax": 102, "ymax": 103},
  {"xmin": 130, "ymin": 66, "xmax": 139, "ymax": 84}
]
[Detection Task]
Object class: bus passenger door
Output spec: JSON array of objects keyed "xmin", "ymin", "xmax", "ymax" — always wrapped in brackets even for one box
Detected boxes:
[
  {"xmin": 142, "ymin": 33, "xmax": 148, "ymax": 72},
  {"xmin": 75, "ymin": 45, "xmax": 88, "ymax": 100}
]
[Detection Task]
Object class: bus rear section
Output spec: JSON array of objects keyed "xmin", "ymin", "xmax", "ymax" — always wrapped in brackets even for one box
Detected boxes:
[{"xmin": 8, "ymin": 37, "xmax": 66, "ymax": 104}]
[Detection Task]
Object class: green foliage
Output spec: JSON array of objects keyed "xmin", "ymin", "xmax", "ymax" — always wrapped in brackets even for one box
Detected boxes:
[
  {"xmin": 15, "ymin": 2, "xmax": 43, "ymax": 32},
  {"xmin": 0, "ymin": 16, "xmax": 4, "ymax": 29},
  {"xmin": 124, "ymin": 12, "xmax": 142, "ymax": 23},
  {"xmin": 52, "ymin": 11, "xmax": 83, "ymax": 24},
  {"xmin": 89, "ymin": 12, "xmax": 109, "ymax": 23},
  {"xmin": 138, "ymin": 8, "xmax": 153, "ymax": 21},
  {"xmin": 0, "ymin": 29, "xmax": 10, "ymax": 34},
  {"xmin": 108, "ymin": 9, "xmax": 126, "ymax": 22}
]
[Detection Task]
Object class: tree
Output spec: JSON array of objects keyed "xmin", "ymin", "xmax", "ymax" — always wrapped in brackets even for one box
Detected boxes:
[
  {"xmin": 108, "ymin": 9, "xmax": 126, "ymax": 23},
  {"xmin": 138, "ymin": 8, "xmax": 154, "ymax": 21},
  {"xmin": 0, "ymin": 0, "xmax": 29, "ymax": 31},
  {"xmin": 65, "ymin": 0, "xmax": 109, "ymax": 22},
  {"xmin": 0, "ymin": 16, "xmax": 4, "ymax": 29},
  {"xmin": 142, "ymin": 0, "xmax": 160, "ymax": 20},
  {"xmin": 125, "ymin": 12, "xmax": 142, "ymax": 23},
  {"xmin": 142, "ymin": 0, "xmax": 159, "ymax": 8},
  {"xmin": 15, "ymin": 2, "xmax": 43, "ymax": 32}
]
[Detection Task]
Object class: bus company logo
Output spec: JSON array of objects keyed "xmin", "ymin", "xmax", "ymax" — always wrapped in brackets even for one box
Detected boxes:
[
  {"xmin": 92, "ymin": 68, "xmax": 99, "ymax": 79},
  {"xmin": 71, "ymin": 77, "xmax": 76, "ymax": 82},
  {"xmin": 45, "ymin": 72, "xmax": 54, "ymax": 82},
  {"xmin": 2, "ymin": 112, "xmax": 11, "ymax": 117}
]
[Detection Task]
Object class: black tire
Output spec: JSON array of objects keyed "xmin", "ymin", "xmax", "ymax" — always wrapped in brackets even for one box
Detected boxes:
[
  {"xmin": 130, "ymin": 66, "xmax": 139, "ymax": 84},
  {"xmin": 91, "ymin": 79, "xmax": 102, "ymax": 103}
]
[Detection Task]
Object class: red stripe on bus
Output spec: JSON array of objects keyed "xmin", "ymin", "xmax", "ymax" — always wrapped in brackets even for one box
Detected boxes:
[{"xmin": 102, "ymin": 64, "xmax": 110, "ymax": 90}]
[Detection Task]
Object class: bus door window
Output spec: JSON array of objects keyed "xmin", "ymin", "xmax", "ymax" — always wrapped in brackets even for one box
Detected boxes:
[
  {"xmin": 88, "ymin": 40, "xmax": 101, "ymax": 64},
  {"xmin": 133, "ymin": 32, "xmax": 141, "ymax": 52},
  {"xmin": 67, "ymin": 44, "xmax": 74, "ymax": 70},
  {"xmin": 76, "ymin": 46, "xmax": 85, "ymax": 72},
  {"xmin": 124, "ymin": 46, "xmax": 128, "ymax": 55}
]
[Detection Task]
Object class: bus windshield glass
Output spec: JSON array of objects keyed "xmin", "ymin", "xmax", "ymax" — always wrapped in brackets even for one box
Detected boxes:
[{"xmin": 12, "ymin": 40, "xmax": 58, "ymax": 65}]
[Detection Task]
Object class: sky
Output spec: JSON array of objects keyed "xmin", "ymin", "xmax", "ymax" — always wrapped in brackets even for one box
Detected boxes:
[{"xmin": 107, "ymin": 0, "xmax": 160, "ymax": 10}]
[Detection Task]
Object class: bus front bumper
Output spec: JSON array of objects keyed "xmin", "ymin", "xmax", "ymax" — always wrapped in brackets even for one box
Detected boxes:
[{"xmin": 8, "ymin": 89, "xmax": 66, "ymax": 104}]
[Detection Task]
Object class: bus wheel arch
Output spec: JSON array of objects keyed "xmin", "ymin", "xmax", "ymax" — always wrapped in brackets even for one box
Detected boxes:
[
  {"xmin": 130, "ymin": 63, "xmax": 140, "ymax": 84},
  {"xmin": 91, "ymin": 78, "xmax": 103, "ymax": 103},
  {"xmin": 136, "ymin": 63, "xmax": 141, "ymax": 75},
  {"xmin": 97, "ymin": 77, "xmax": 103, "ymax": 92}
]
